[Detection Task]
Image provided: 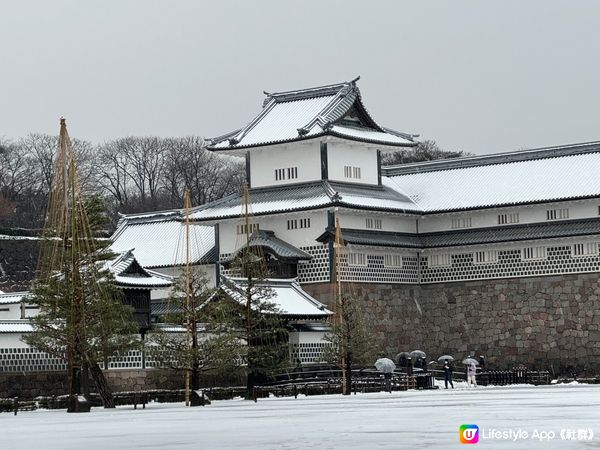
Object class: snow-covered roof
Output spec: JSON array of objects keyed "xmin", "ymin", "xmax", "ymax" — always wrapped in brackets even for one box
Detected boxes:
[
  {"xmin": 190, "ymin": 180, "xmax": 419, "ymax": 221},
  {"xmin": 0, "ymin": 291, "xmax": 28, "ymax": 305},
  {"xmin": 111, "ymin": 211, "xmax": 216, "ymax": 268},
  {"xmin": 0, "ymin": 320, "xmax": 33, "ymax": 333},
  {"xmin": 105, "ymin": 250, "xmax": 172, "ymax": 288},
  {"xmin": 205, "ymin": 78, "xmax": 416, "ymax": 151},
  {"xmin": 0, "ymin": 234, "xmax": 39, "ymax": 240},
  {"xmin": 152, "ymin": 323, "xmax": 190, "ymax": 333},
  {"xmin": 220, "ymin": 277, "xmax": 332, "ymax": 318},
  {"xmin": 318, "ymin": 218, "xmax": 600, "ymax": 249},
  {"xmin": 385, "ymin": 141, "xmax": 600, "ymax": 212},
  {"xmin": 221, "ymin": 230, "xmax": 313, "ymax": 263}
]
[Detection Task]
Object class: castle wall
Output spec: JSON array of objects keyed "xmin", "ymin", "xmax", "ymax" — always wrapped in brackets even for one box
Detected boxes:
[
  {"xmin": 0, "ymin": 238, "xmax": 39, "ymax": 292},
  {"xmin": 250, "ymin": 142, "xmax": 321, "ymax": 188},
  {"xmin": 303, "ymin": 272, "xmax": 600, "ymax": 375},
  {"xmin": 0, "ymin": 369, "xmax": 184, "ymax": 400},
  {"xmin": 417, "ymin": 198, "xmax": 598, "ymax": 233}
]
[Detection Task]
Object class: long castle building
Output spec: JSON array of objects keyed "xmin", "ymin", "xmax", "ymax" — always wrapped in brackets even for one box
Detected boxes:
[
  {"xmin": 187, "ymin": 78, "xmax": 600, "ymax": 373},
  {"xmin": 3, "ymin": 78, "xmax": 600, "ymax": 375}
]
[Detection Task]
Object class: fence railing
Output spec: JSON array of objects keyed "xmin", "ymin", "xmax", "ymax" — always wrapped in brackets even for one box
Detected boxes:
[
  {"xmin": 479, "ymin": 368, "xmax": 550, "ymax": 386},
  {"xmin": 253, "ymin": 366, "xmax": 437, "ymax": 398},
  {"xmin": 430, "ymin": 367, "xmax": 550, "ymax": 386}
]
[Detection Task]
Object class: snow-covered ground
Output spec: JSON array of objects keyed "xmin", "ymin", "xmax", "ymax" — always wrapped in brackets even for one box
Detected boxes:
[{"xmin": 2, "ymin": 383, "xmax": 599, "ymax": 449}]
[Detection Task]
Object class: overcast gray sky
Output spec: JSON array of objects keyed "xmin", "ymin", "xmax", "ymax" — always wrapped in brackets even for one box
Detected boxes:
[{"xmin": 1, "ymin": 0, "xmax": 599, "ymax": 155}]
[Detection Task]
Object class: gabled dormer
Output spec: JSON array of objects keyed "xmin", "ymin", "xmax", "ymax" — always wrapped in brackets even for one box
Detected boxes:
[{"xmin": 205, "ymin": 77, "xmax": 417, "ymax": 189}]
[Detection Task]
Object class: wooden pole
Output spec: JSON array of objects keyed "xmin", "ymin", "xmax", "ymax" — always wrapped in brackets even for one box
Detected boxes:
[
  {"xmin": 334, "ymin": 218, "xmax": 351, "ymax": 395},
  {"xmin": 243, "ymin": 181, "xmax": 254, "ymax": 398},
  {"xmin": 184, "ymin": 189, "xmax": 192, "ymax": 406}
]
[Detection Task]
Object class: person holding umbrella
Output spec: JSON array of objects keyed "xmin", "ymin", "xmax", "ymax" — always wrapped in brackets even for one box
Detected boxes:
[
  {"xmin": 463, "ymin": 357, "xmax": 479, "ymax": 387},
  {"xmin": 438, "ymin": 355, "xmax": 454, "ymax": 389},
  {"xmin": 375, "ymin": 354, "xmax": 396, "ymax": 392}
]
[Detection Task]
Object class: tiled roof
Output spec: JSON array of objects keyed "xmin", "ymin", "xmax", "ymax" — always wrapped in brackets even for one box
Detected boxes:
[
  {"xmin": 335, "ymin": 179, "xmax": 417, "ymax": 212},
  {"xmin": 220, "ymin": 276, "xmax": 332, "ymax": 318},
  {"xmin": 190, "ymin": 180, "xmax": 420, "ymax": 221},
  {"xmin": 316, "ymin": 229, "xmax": 421, "ymax": 248},
  {"xmin": 385, "ymin": 142, "xmax": 600, "ymax": 212},
  {"xmin": 0, "ymin": 291, "xmax": 28, "ymax": 305},
  {"xmin": 329, "ymin": 125, "xmax": 415, "ymax": 146},
  {"xmin": 105, "ymin": 250, "xmax": 172, "ymax": 288},
  {"xmin": 419, "ymin": 218, "xmax": 600, "ymax": 248},
  {"xmin": 152, "ymin": 323, "xmax": 191, "ymax": 333},
  {"xmin": 317, "ymin": 219, "xmax": 600, "ymax": 249},
  {"xmin": 205, "ymin": 78, "xmax": 416, "ymax": 151},
  {"xmin": 383, "ymin": 141, "xmax": 600, "ymax": 175},
  {"xmin": 111, "ymin": 213, "xmax": 216, "ymax": 268},
  {"xmin": 221, "ymin": 230, "xmax": 312, "ymax": 263},
  {"xmin": 190, "ymin": 183, "xmax": 331, "ymax": 220},
  {"xmin": 150, "ymin": 299, "xmax": 183, "ymax": 317},
  {"xmin": 0, "ymin": 320, "xmax": 33, "ymax": 333}
]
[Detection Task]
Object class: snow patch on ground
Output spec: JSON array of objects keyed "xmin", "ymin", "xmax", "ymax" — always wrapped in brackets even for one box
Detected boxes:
[{"xmin": 1, "ymin": 384, "xmax": 599, "ymax": 449}]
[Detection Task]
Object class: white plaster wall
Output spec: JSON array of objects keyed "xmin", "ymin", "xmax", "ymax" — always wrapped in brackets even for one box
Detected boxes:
[
  {"xmin": 327, "ymin": 141, "xmax": 378, "ymax": 185},
  {"xmin": 255, "ymin": 210, "xmax": 328, "ymax": 248},
  {"xmin": 151, "ymin": 264, "xmax": 217, "ymax": 301},
  {"xmin": 250, "ymin": 141, "xmax": 321, "ymax": 188},
  {"xmin": 218, "ymin": 220, "xmax": 242, "ymax": 255},
  {"xmin": 418, "ymin": 199, "xmax": 600, "ymax": 233},
  {"xmin": 289, "ymin": 331, "xmax": 328, "ymax": 345},
  {"xmin": 0, "ymin": 303, "xmax": 38, "ymax": 320},
  {"xmin": 347, "ymin": 244, "xmax": 418, "ymax": 258},
  {"xmin": 150, "ymin": 287, "xmax": 171, "ymax": 301},
  {"xmin": 0, "ymin": 333, "xmax": 28, "ymax": 347},
  {"xmin": 218, "ymin": 210, "xmax": 329, "ymax": 254},
  {"xmin": 336, "ymin": 210, "xmax": 417, "ymax": 233},
  {"xmin": 0, "ymin": 303, "xmax": 20, "ymax": 320}
]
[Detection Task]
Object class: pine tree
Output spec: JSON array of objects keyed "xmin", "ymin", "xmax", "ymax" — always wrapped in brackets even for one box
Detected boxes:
[
  {"xmin": 146, "ymin": 271, "xmax": 244, "ymax": 404},
  {"xmin": 230, "ymin": 182, "xmax": 290, "ymax": 399},
  {"xmin": 322, "ymin": 219, "xmax": 381, "ymax": 395},
  {"xmin": 228, "ymin": 250, "xmax": 290, "ymax": 398},
  {"xmin": 24, "ymin": 118, "xmax": 139, "ymax": 411}
]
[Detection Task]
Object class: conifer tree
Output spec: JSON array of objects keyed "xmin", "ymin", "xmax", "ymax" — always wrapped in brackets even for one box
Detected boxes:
[
  {"xmin": 322, "ymin": 219, "xmax": 381, "ymax": 395},
  {"xmin": 146, "ymin": 271, "xmax": 244, "ymax": 404},
  {"xmin": 227, "ymin": 249, "xmax": 290, "ymax": 398},
  {"xmin": 24, "ymin": 119, "xmax": 139, "ymax": 411},
  {"xmin": 229, "ymin": 182, "xmax": 290, "ymax": 399}
]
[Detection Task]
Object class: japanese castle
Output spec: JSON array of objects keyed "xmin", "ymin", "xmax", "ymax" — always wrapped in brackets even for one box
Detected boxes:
[{"xmin": 3, "ymin": 78, "xmax": 600, "ymax": 374}]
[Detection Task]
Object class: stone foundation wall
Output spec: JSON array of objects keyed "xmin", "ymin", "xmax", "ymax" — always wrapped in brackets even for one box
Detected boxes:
[
  {"xmin": 0, "ymin": 369, "xmax": 246, "ymax": 400},
  {"xmin": 0, "ymin": 369, "xmax": 184, "ymax": 400},
  {"xmin": 303, "ymin": 273, "xmax": 600, "ymax": 375}
]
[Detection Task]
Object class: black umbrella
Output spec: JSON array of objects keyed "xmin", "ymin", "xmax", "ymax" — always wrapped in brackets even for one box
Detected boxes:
[{"xmin": 395, "ymin": 352, "xmax": 411, "ymax": 362}]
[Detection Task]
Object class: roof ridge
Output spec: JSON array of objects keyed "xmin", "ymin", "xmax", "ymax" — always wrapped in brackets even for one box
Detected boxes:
[
  {"xmin": 297, "ymin": 88, "xmax": 356, "ymax": 135},
  {"xmin": 264, "ymin": 77, "xmax": 360, "ymax": 102},
  {"xmin": 0, "ymin": 291, "xmax": 28, "ymax": 297},
  {"xmin": 383, "ymin": 140, "xmax": 600, "ymax": 176}
]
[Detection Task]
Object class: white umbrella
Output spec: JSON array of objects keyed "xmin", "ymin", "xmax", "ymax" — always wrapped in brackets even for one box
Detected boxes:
[
  {"xmin": 375, "ymin": 358, "xmax": 396, "ymax": 374},
  {"xmin": 438, "ymin": 355, "xmax": 455, "ymax": 363},
  {"xmin": 410, "ymin": 350, "xmax": 426, "ymax": 359},
  {"xmin": 462, "ymin": 358, "xmax": 479, "ymax": 365}
]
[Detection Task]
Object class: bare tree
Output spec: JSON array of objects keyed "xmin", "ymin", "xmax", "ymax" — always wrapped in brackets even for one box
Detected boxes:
[
  {"xmin": 3, "ymin": 134, "xmax": 244, "ymax": 231},
  {"xmin": 381, "ymin": 139, "xmax": 472, "ymax": 166},
  {"xmin": 162, "ymin": 136, "xmax": 244, "ymax": 207},
  {"xmin": 96, "ymin": 136, "xmax": 168, "ymax": 214}
]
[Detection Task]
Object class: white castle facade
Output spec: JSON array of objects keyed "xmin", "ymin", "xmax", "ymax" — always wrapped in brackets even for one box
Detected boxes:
[{"xmin": 3, "ymin": 78, "xmax": 600, "ymax": 374}]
